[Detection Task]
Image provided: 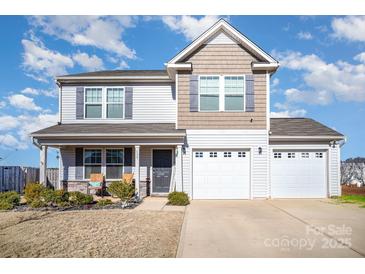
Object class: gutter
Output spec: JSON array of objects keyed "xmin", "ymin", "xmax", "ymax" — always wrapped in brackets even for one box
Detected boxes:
[
  {"xmin": 31, "ymin": 133, "xmax": 186, "ymax": 138},
  {"xmin": 269, "ymin": 135, "xmax": 345, "ymax": 141}
]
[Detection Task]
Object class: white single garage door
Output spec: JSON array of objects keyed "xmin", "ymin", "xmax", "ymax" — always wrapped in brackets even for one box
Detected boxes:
[
  {"xmin": 193, "ymin": 150, "xmax": 250, "ymax": 199},
  {"xmin": 271, "ymin": 151, "xmax": 327, "ymax": 198}
]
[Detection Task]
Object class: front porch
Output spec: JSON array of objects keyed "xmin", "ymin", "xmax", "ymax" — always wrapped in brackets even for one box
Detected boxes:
[{"xmin": 31, "ymin": 123, "xmax": 186, "ymax": 198}]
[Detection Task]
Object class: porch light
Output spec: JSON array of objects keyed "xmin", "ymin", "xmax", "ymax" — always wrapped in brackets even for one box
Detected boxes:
[{"xmin": 258, "ymin": 147, "xmax": 262, "ymax": 154}]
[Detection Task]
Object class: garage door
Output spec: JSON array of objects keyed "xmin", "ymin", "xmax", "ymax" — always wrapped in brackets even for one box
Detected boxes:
[
  {"xmin": 271, "ymin": 151, "xmax": 327, "ymax": 198},
  {"xmin": 193, "ymin": 150, "xmax": 250, "ymax": 199}
]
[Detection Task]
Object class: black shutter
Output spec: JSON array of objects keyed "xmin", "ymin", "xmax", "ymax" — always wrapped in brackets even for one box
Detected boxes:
[
  {"xmin": 125, "ymin": 87, "xmax": 133, "ymax": 119},
  {"xmin": 189, "ymin": 75, "xmax": 199, "ymax": 112},
  {"xmin": 75, "ymin": 147, "xmax": 83, "ymax": 180},
  {"xmin": 245, "ymin": 75, "xmax": 255, "ymax": 112},
  {"xmin": 76, "ymin": 87, "xmax": 84, "ymax": 119},
  {"xmin": 124, "ymin": 147, "xmax": 132, "ymax": 166}
]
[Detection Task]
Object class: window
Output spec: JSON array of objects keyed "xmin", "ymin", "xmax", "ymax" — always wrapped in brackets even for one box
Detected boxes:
[
  {"xmin": 224, "ymin": 152, "xmax": 232, "ymax": 158},
  {"xmin": 195, "ymin": 152, "xmax": 203, "ymax": 158},
  {"xmin": 274, "ymin": 152, "xmax": 282, "ymax": 159},
  {"xmin": 238, "ymin": 151, "xmax": 246, "ymax": 158},
  {"xmin": 288, "ymin": 152, "xmax": 296, "ymax": 159},
  {"xmin": 315, "ymin": 152, "xmax": 323, "ymax": 158},
  {"xmin": 107, "ymin": 88, "xmax": 124, "ymax": 118},
  {"xmin": 106, "ymin": 149, "xmax": 124, "ymax": 179},
  {"xmin": 84, "ymin": 149, "xmax": 102, "ymax": 179},
  {"xmin": 85, "ymin": 88, "xmax": 102, "ymax": 118},
  {"xmin": 199, "ymin": 76, "xmax": 220, "ymax": 111},
  {"xmin": 209, "ymin": 152, "xmax": 217, "ymax": 158},
  {"xmin": 301, "ymin": 152, "xmax": 309, "ymax": 158},
  {"xmin": 224, "ymin": 76, "xmax": 245, "ymax": 111}
]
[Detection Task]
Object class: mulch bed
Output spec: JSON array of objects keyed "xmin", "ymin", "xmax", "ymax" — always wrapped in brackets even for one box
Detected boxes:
[
  {"xmin": 342, "ymin": 185, "xmax": 365, "ymax": 196},
  {"xmin": 11, "ymin": 198, "xmax": 141, "ymax": 212}
]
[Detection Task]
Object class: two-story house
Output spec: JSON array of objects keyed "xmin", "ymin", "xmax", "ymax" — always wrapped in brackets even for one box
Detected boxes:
[{"xmin": 31, "ymin": 19, "xmax": 345, "ymax": 199}]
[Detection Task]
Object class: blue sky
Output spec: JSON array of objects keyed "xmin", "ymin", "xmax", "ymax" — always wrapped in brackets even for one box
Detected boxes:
[{"xmin": 0, "ymin": 15, "xmax": 364, "ymax": 167}]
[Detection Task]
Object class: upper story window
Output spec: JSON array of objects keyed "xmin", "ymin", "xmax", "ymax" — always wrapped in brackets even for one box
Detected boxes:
[
  {"xmin": 85, "ymin": 88, "xmax": 102, "ymax": 118},
  {"xmin": 199, "ymin": 76, "xmax": 220, "ymax": 111},
  {"xmin": 198, "ymin": 75, "xmax": 246, "ymax": 112},
  {"xmin": 107, "ymin": 88, "xmax": 124, "ymax": 118},
  {"xmin": 224, "ymin": 76, "xmax": 245, "ymax": 111}
]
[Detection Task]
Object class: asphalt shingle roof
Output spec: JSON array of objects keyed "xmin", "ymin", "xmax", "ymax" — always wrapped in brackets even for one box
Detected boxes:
[
  {"xmin": 270, "ymin": 118, "xmax": 344, "ymax": 137},
  {"xmin": 58, "ymin": 70, "xmax": 168, "ymax": 78}
]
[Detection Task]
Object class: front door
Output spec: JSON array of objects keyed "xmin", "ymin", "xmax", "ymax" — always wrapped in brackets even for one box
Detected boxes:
[{"xmin": 152, "ymin": 149, "xmax": 173, "ymax": 194}]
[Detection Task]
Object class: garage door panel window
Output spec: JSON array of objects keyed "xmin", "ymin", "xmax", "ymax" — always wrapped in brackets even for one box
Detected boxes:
[
  {"xmin": 301, "ymin": 152, "xmax": 309, "ymax": 158},
  {"xmin": 209, "ymin": 152, "xmax": 217, "ymax": 158},
  {"xmin": 288, "ymin": 152, "xmax": 296, "ymax": 159},
  {"xmin": 238, "ymin": 151, "xmax": 246, "ymax": 158},
  {"xmin": 316, "ymin": 152, "xmax": 323, "ymax": 158},
  {"xmin": 274, "ymin": 152, "xmax": 282, "ymax": 158},
  {"xmin": 224, "ymin": 152, "xmax": 232, "ymax": 158},
  {"xmin": 195, "ymin": 152, "xmax": 203, "ymax": 158}
]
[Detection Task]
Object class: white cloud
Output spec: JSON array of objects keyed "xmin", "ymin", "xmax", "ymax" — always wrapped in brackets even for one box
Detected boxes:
[
  {"xmin": 7, "ymin": 94, "xmax": 42, "ymax": 112},
  {"xmin": 272, "ymin": 78, "xmax": 280, "ymax": 87},
  {"xmin": 29, "ymin": 16, "xmax": 137, "ymax": 60},
  {"xmin": 72, "ymin": 52, "xmax": 104, "ymax": 71},
  {"xmin": 0, "ymin": 113, "xmax": 58, "ymax": 150},
  {"xmin": 331, "ymin": 16, "xmax": 365, "ymax": 42},
  {"xmin": 354, "ymin": 52, "xmax": 365, "ymax": 63},
  {"xmin": 22, "ymin": 38, "xmax": 74, "ymax": 82},
  {"xmin": 297, "ymin": 31, "xmax": 313, "ymax": 40},
  {"xmin": 271, "ymin": 102, "xmax": 307, "ymax": 118},
  {"xmin": 273, "ymin": 50, "xmax": 365, "ymax": 104},
  {"xmin": 116, "ymin": 60, "xmax": 130, "ymax": 69},
  {"xmin": 162, "ymin": 16, "xmax": 220, "ymax": 41},
  {"xmin": 21, "ymin": 87, "xmax": 57, "ymax": 98},
  {"xmin": 0, "ymin": 116, "xmax": 20, "ymax": 131},
  {"xmin": 0, "ymin": 134, "xmax": 27, "ymax": 150},
  {"xmin": 0, "ymin": 101, "xmax": 5, "ymax": 109}
]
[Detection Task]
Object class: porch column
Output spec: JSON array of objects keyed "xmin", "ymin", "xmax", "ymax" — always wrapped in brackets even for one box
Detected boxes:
[
  {"xmin": 39, "ymin": 145, "xmax": 47, "ymax": 186},
  {"xmin": 134, "ymin": 145, "xmax": 140, "ymax": 197},
  {"xmin": 176, "ymin": 145, "xmax": 183, "ymax": 192}
]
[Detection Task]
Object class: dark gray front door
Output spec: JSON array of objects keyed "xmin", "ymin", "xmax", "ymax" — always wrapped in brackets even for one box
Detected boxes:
[{"xmin": 152, "ymin": 149, "xmax": 172, "ymax": 193}]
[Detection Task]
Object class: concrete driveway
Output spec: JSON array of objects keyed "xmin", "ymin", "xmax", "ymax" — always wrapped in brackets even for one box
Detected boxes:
[{"xmin": 177, "ymin": 199, "xmax": 365, "ymax": 257}]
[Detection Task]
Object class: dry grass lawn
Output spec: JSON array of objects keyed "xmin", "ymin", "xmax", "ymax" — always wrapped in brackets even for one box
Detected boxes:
[{"xmin": 0, "ymin": 209, "xmax": 184, "ymax": 258}]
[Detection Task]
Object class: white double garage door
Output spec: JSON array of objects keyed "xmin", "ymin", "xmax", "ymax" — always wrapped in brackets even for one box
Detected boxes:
[{"xmin": 192, "ymin": 149, "xmax": 327, "ymax": 199}]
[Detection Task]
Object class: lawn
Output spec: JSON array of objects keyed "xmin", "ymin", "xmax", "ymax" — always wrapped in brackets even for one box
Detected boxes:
[
  {"xmin": 0, "ymin": 209, "xmax": 184, "ymax": 258},
  {"xmin": 336, "ymin": 195, "xmax": 365, "ymax": 208}
]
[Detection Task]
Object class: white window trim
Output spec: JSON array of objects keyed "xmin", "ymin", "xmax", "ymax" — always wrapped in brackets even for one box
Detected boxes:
[
  {"xmin": 198, "ymin": 75, "xmax": 246, "ymax": 112},
  {"xmin": 106, "ymin": 87, "xmax": 125, "ymax": 120},
  {"xmin": 83, "ymin": 148, "xmax": 102, "ymax": 180},
  {"xmin": 105, "ymin": 148, "xmax": 125, "ymax": 180},
  {"xmin": 84, "ymin": 87, "xmax": 103, "ymax": 119},
  {"xmin": 84, "ymin": 86, "xmax": 126, "ymax": 120},
  {"xmin": 223, "ymin": 75, "xmax": 246, "ymax": 112}
]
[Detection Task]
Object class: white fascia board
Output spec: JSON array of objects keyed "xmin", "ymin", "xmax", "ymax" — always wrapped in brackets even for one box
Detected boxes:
[
  {"xmin": 269, "ymin": 135, "xmax": 345, "ymax": 141},
  {"xmin": 165, "ymin": 63, "xmax": 192, "ymax": 70},
  {"xmin": 252, "ymin": 62, "xmax": 280, "ymax": 71},
  {"xmin": 56, "ymin": 76, "xmax": 172, "ymax": 83},
  {"xmin": 32, "ymin": 133, "xmax": 186, "ymax": 138},
  {"xmin": 167, "ymin": 19, "xmax": 278, "ymax": 64}
]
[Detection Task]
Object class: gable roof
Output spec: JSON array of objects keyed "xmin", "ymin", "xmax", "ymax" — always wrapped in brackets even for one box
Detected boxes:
[
  {"xmin": 270, "ymin": 118, "xmax": 344, "ymax": 140},
  {"xmin": 167, "ymin": 19, "xmax": 278, "ymax": 65}
]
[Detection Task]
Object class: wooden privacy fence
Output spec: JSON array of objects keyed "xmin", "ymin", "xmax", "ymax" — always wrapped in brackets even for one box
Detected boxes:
[{"xmin": 0, "ymin": 166, "xmax": 59, "ymax": 193}]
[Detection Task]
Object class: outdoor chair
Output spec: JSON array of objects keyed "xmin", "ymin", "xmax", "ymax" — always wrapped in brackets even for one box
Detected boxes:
[
  {"xmin": 88, "ymin": 173, "xmax": 105, "ymax": 197},
  {"xmin": 122, "ymin": 173, "xmax": 134, "ymax": 184}
]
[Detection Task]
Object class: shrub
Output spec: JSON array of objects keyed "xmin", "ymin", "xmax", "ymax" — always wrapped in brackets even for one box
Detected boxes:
[
  {"xmin": 108, "ymin": 180, "xmax": 135, "ymax": 202},
  {"xmin": 69, "ymin": 191, "xmax": 93, "ymax": 206},
  {"xmin": 0, "ymin": 200, "xmax": 13, "ymax": 210},
  {"xmin": 97, "ymin": 199, "xmax": 113, "ymax": 206},
  {"xmin": 30, "ymin": 199, "xmax": 46, "ymax": 208},
  {"xmin": 0, "ymin": 191, "xmax": 21, "ymax": 210},
  {"xmin": 24, "ymin": 183, "xmax": 45, "ymax": 203},
  {"xmin": 167, "ymin": 191, "xmax": 189, "ymax": 206}
]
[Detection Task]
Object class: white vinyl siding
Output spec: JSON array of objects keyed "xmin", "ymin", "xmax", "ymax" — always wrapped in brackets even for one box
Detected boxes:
[
  {"xmin": 61, "ymin": 84, "xmax": 176, "ymax": 123},
  {"xmin": 179, "ymin": 129, "xmax": 269, "ymax": 199}
]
